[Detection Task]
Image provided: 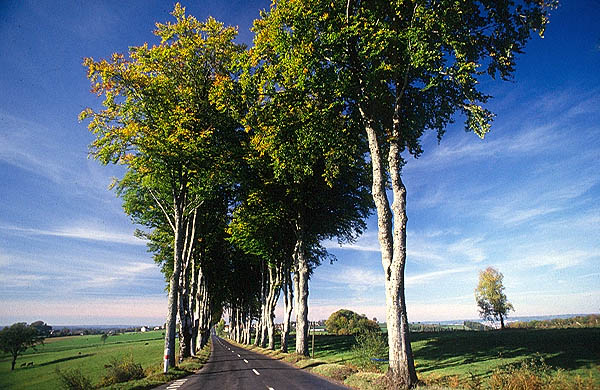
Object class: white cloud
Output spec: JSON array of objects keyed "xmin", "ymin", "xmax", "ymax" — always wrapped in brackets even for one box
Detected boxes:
[
  {"xmin": 0, "ymin": 223, "xmax": 145, "ymax": 246},
  {"xmin": 406, "ymin": 267, "xmax": 472, "ymax": 286},
  {"xmin": 315, "ymin": 266, "xmax": 383, "ymax": 292},
  {"xmin": 518, "ymin": 250, "xmax": 597, "ymax": 270}
]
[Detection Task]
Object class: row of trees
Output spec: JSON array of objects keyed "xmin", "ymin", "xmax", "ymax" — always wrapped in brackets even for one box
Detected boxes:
[{"xmin": 82, "ymin": 1, "xmax": 553, "ymax": 387}]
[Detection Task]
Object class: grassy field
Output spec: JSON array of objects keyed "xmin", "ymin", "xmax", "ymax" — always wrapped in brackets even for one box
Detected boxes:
[
  {"xmin": 238, "ymin": 328, "xmax": 600, "ymax": 389},
  {"xmin": 0, "ymin": 330, "xmax": 208, "ymax": 390}
]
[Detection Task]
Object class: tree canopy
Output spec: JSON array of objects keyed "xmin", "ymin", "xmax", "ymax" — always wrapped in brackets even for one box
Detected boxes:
[
  {"xmin": 475, "ymin": 267, "xmax": 514, "ymax": 329},
  {"xmin": 0, "ymin": 323, "xmax": 44, "ymax": 370},
  {"xmin": 326, "ymin": 309, "xmax": 381, "ymax": 335}
]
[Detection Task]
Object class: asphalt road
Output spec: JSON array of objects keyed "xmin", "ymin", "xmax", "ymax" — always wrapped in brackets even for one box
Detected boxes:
[{"xmin": 154, "ymin": 334, "xmax": 350, "ymax": 390}]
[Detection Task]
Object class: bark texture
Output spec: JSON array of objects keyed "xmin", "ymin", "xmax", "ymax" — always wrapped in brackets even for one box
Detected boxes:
[
  {"xmin": 294, "ymin": 230, "xmax": 309, "ymax": 356},
  {"xmin": 360, "ymin": 106, "xmax": 418, "ymax": 388}
]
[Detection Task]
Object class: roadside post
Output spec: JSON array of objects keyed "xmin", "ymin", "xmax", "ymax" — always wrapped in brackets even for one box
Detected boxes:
[
  {"xmin": 164, "ymin": 347, "xmax": 170, "ymax": 373},
  {"xmin": 311, "ymin": 322, "xmax": 315, "ymax": 359}
]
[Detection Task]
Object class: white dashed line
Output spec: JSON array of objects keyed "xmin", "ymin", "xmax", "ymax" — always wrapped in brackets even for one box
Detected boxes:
[
  {"xmin": 268, "ymin": 387, "xmax": 275, "ymax": 390},
  {"xmin": 252, "ymin": 369, "xmax": 261, "ymax": 376},
  {"xmin": 237, "ymin": 353, "xmax": 241, "ymax": 357},
  {"xmin": 166, "ymin": 378, "xmax": 187, "ymax": 389},
  {"xmin": 244, "ymin": 359, "xmax": 248, "ymax": 363}
]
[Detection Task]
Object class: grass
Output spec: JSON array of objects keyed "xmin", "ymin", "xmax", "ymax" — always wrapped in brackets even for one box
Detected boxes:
[
  {"xmin": 0, "ymin": 330, "xmax": 210, "ymax": 390},
  {"xmin": 232, "ymin": 328, "xmax": 600, "ymax": 389}
]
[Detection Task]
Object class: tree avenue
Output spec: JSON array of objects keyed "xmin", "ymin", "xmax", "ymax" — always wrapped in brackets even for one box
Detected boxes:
[
  {"xmin": 234, "ymin": 0, "xmax": 554, "ymax": 387},
  {"xmin": 81, "ymin": 2, "xmax": 554, "ymax": 385}
]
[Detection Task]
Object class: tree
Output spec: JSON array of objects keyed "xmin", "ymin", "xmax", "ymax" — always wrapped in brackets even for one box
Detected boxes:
[
  {"xmin": 0, "ymin": 323, "xmax": 44, "ymax": 370},
  {"xmin": 246, "ymin": 0, "xmax": 554, "ymax": 386},
  {"xmin": 81, "ymin": 4, "xmax": 243, "ymax": 371},
  {"xmin": 30, "ymin": 321, "xmax": 52, "ymax": 337},
  {"xmin": 475, "ymin": 267, "xmax": 514, "ymax": 329},
  {"xmin": 100, "ymin": 333, "xmax": 109, "ymax": 345},
  {"xmin": 326, "ymin": 309, "xmax": 381, "ymax": 335}
]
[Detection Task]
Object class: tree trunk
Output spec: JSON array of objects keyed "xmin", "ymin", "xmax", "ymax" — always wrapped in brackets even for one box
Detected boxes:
[
  {"xmin": 266, "ymin": 266, "xmax": 282, "ymax": 350},
  {"xmin": 361, "ymin": 108, "xmax": 418, "ymax": 388},
  {"xmin": 281, "ymin": 264, "xmax": 293, "ymax": 353},
  {"xmin": 164, "ymin": 208, "xmax": 184, "ymax": 370},
  {"xmin": 500, "ymin": 314, "xmax": 505, "ymax": 330},
  {"xmin": 11, "ymin": 354, "xmax": 16, "ymax": 371},
  {"xmin": 294, "ymin": 228, "xmax": 310, "ymax": 356}
]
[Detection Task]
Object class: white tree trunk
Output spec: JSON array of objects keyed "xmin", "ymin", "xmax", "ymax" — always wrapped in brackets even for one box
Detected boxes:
[
  {"xmin": 164, "ymin": 209, "xmax": 184, "ymax": 370},
  {"xmin": 361, "ymin": 108, "xmax": 417, "ymax": 388},
  {"xmin": 266, "ymin": 266, "xmax": 282, "ymax": 350},
  {"xmin": 294, "ymin": 231, "xmax": 309, "ymax": 356},
  {"xmin": 281, "ymin": 264, "xmax": 293, "ymax": 353}
]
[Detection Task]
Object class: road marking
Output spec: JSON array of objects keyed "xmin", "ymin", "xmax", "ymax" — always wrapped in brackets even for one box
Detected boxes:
[
  {"xmin": 252, "ymin": 369, "xmax": 260, "ymax": 376},
  {"xmin": 237, "ymin": 353, "xmax": 241, "ymax": 357},
  {"xmin": 268, "ymin": 387, "xmax": 275, "ymax": 390},
  {"xmin": 244, "ymin": 359, "xmax": 248, "ymax": 363},
  {"xmin": 166, "ymin": 378, "xmax": 187, "ymax": 389}
]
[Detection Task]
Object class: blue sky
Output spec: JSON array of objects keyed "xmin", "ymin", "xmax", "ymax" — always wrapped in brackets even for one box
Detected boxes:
[{"xmin": 0, "ymin": 1, "xmax": 598, "ymax": 326}]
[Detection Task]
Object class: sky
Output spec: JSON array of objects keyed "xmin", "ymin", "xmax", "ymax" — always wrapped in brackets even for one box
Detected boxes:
[{"xmin": 0, "ymin": 1, "xmax": 598, "ymax": 326}]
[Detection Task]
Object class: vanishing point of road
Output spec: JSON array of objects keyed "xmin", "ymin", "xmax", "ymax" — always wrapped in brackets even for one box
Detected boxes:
[{"xmin": 154, "ymin": 334, "xmax": 350, "ymax": 390}]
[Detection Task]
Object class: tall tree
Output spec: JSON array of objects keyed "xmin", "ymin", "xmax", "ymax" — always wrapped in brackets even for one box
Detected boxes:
[
  {"xmin": 475, "ymin": 267, "xmax": 514, "ymax": 329},
  {"xmin": 244, "ymin": 0, "xmax": 554, "ymax": 386},
  {"xmin": 81, "ymin": 4, "xmax": 243, "ymax": 370},
  {"xmin": 213, "ymin": 5, "xmax": 373, "ymax": 355}
]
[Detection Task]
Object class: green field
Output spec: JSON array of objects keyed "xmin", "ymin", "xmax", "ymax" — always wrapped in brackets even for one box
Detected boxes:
[
  {"xmin": 0, "ymin": 330, "xmax": 207, "ymax": 390},
  {"xmin": 3, "ymin": 328, "xmax": 599, "ymax": 389},
  {"xmin": 242, "ymin": 328, "xmax": 600, "ymax": 389}
]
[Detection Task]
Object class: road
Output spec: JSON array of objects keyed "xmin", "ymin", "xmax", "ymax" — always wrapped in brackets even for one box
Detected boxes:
[{"xmin": 154, "ymin": 334, "xmax": 350, "ymax": 390}]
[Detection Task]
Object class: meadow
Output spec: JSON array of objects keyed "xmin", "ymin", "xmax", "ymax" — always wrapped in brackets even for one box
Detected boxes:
[
  {"xmin": 0, "ymin": 330, "xmax": 208, "ymax": 390},
  {"xmin": 2, "ymin": 327, "xmax": 598, "ymax": 389},
  {"xmin": 237, "ymin": 328, "xmax": 600, "ymax": 389}
]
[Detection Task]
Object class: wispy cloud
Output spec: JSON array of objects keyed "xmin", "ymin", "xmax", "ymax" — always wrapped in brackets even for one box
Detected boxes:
[
  {"xmin": 0, "ymin": 112, "xmax": 76, "ymax": 183},
  {"xmin": 0, "ymin": 223, "xmax": 145, "ymax": 246},
  {"xmin": 517, "ymin": 249, "xmax": 598, "ymax": 270},
  {"xmin": 406, "ymin": 267, "xmax": 472, "ymax": 286}
]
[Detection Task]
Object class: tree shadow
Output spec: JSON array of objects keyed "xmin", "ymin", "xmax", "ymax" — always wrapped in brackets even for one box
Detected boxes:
[
  {"xmin": 37, "ymin": 353, "xmax": 96, "ymax": 367},
  {"xmin": 412, "ymin": 328, "xmax": 600, "ymax": 375}
]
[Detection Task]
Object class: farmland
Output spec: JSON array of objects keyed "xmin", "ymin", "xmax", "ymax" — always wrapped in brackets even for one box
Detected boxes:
[
  {"xmin": 2, "ymin": 327, "xmax": 599, "ymax": 389},
  {"xmin": 235, "ymin": 327, "xmax": 600, "ymax": 389},
  {"xmin": 0, "ymin": 330, "xmax": 208, "ymax": 390}
]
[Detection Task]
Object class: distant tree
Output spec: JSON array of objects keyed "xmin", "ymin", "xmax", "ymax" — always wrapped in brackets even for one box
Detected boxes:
[
  {"xmin": 0, "ymin": 323, "xmax": 44, "ymax": 370},
  {"xmin": 475, "ymin": 267, "xmax": 514, "ymax": 329},
  {"xmin": 30, "ymin": 321, "xmax": 52, "ymax": 337},
  {"xmin": 326, "ymin": 309, "xmax": 380, "ymax": 335},
  {"xmin": 100, "ymin": 333, "xmax": 108, "ymax": 344}
]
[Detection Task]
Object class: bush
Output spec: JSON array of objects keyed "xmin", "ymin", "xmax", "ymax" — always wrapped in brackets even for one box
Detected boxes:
[
  {"xmin": 489, "ymin": 355, "xmax": 597, "ymax": 390},
  {"xmin": 326, "ymin": 309, "xmax": 380, "ymax": 335},
  {"xmin": 352, "ymin": 331, "xmax": 388, "ymax": 371},
  {"xmin": 99, "ymin": 355, "xmax": 145, "ymax": 386},
  {"xmin": 56, "ymin": 368, "xmax": 94, "ymax": 390}
]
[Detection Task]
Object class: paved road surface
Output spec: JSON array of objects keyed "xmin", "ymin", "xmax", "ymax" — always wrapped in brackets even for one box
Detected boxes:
[{"xmin": 154, "ymin": 334, "xmax": 350, "ymax": 390}]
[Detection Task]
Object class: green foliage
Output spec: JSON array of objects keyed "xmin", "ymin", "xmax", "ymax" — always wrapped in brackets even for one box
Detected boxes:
[
  {"xmin": 352, "ymin": 331, "xmax": 388, "ymax": 371},
  {"xmin": 463, "ymin": 321, "xmax": 494, "ymax": 331},
  {"xmin": 509, "ymin": 314, "xmax": 600, "ymax": 329},
  {"xmin": 30, "ymin": 321, "xmax": 52, "ymax": 337},
  {"xmin": 55, "ymin": 368, "xmax": 94, "ymax": 390},
  {"xmin": 488, "ymin": 355, "xmax": 597, "ymax": 390},
  {"xmin": 0, "ymin": 322, "xmax": 44, "ymax": 370},
  {"xmin": 475, "ymin": 267, "xmax": 513, "ymax": 328},
  {"xmin": 326, "ymin": 309, "xmax": 380, "ymax": 335},
  {"xmin": 99, "ymin": 355, "xmax": 145, "ymax": 386},
  {"xmin": 215, "ymin": 319, "xmax": 226, "ymax": 336}
]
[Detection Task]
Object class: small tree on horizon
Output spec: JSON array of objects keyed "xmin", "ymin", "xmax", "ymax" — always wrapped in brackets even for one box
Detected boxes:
[{"xmin": 475, "ymin": 267, "xmax": 514, "ymax": 329}]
